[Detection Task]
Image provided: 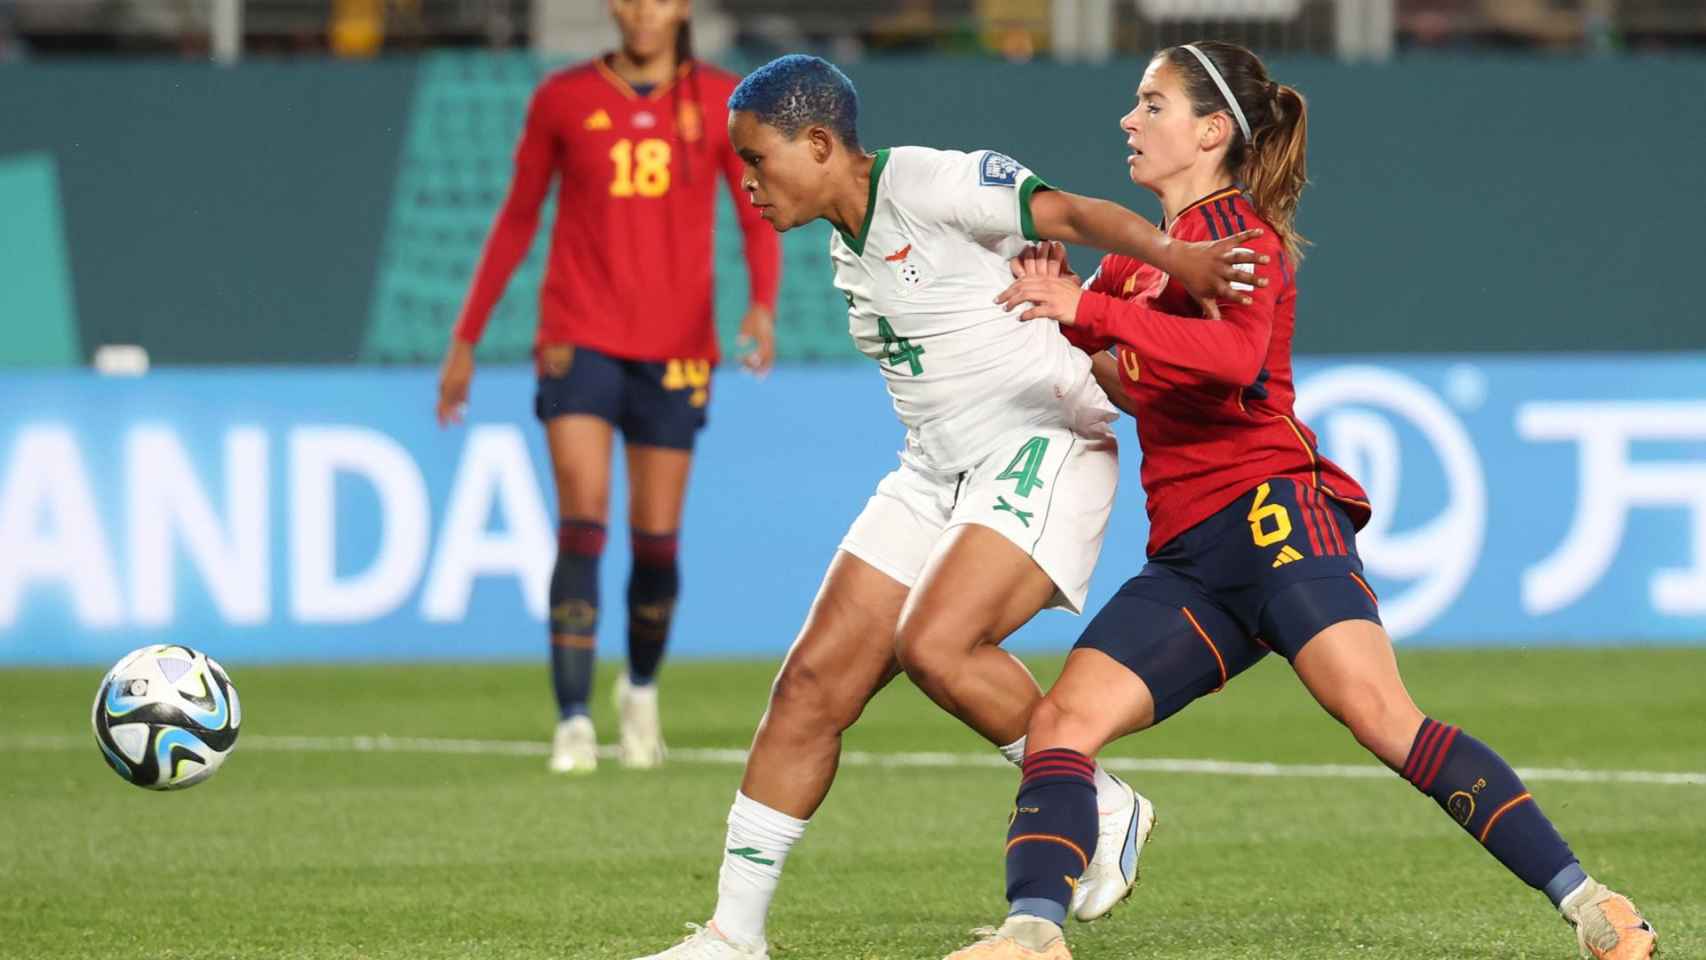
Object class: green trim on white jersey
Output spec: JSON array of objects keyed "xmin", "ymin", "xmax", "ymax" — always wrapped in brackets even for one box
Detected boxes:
[
  {"xmin": 1018, "ymin": 174, "xmax": 1050, "ymax": 242},
  {"xmin": 836, "ymin": 148, "xmax": 891, "ymax": 257}
]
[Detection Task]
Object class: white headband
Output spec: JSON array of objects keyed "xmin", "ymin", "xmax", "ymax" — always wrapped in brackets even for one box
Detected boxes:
[{"xmin": 1180, "ymin": 44, "xmax": 1250, "ymax": 143}]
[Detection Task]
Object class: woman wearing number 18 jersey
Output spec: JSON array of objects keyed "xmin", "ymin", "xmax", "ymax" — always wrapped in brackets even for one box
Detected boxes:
[
  {"xmin": 632, "ymin": 54, "xmax": 1267, "ymax": 960},
  {"xmin": 434, "ymin": 0, "xmax": 781, "ymax": 774},
  {"xmin": 953, "ymin": 40, "xmax": 1656, "ymax": 960}
]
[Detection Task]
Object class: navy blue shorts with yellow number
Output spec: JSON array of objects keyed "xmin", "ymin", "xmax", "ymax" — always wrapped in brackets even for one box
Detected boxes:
[
  {"xmin": 1075, "ymin": 478, "xmax": 1381, "ymax": 724},
  {"xmin": 534, "ymin": 345, "xmax": 710, "ymax": 451}
]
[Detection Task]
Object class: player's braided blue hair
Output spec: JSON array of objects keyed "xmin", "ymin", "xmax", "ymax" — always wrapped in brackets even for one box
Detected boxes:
[{"xmin": 728, "ymin": 54, "xmax": 861, "ymax": 149}]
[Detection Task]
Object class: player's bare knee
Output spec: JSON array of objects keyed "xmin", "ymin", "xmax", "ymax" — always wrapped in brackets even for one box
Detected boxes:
[
  {"xmin": 550, "ymin": 456, "xmax": 609, "ymax": 516},
  {"xmin": 1025, "ymin": 696, "xmax": 1065, "ymax": 743},
  {"xmin": 1336, "ymin": 685, "xmax": 1422, "ymax": 760},
  {"xmin": 769, "ymin": 658, "xmax": 862, "ymax": 734},
  {"xmin": 892, "ymin": 625, "xmax": 964, "ymax": 697},
  {"xmin": 556, "ymin": 487, "xmax": 608, "ymax": 522},
  {"xmin": 1025, "ymin": 694, "xmax": 1097, "ymax": 751}
]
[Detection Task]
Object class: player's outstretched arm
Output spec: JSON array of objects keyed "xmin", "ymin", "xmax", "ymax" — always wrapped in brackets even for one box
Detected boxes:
[
  {"xmin": 997, "ymin": 225, "xmax": 1280, "ymax": 387},
  {"xmin": 1026, "ymin": 189, "xmax": 1267, "ymax": 305},
  {"xmin": 994, "ymin": 269, "xmax": 1273, "ymax": 387}
]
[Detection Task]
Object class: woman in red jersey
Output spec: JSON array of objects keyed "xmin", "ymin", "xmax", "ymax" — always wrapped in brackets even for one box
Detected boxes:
[
  {"xmin": 946, "ymin": 41, "xmax": 1655, "ymax": 960},
  {"xmin": 435, "ymin": 0, "xmax": 781, "ymax": 775}
]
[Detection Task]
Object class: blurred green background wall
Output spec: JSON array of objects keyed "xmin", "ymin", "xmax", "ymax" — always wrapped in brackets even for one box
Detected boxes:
[{"xmin": 2, "ymin": 53, "xmax": 1701, "ymax": 366}]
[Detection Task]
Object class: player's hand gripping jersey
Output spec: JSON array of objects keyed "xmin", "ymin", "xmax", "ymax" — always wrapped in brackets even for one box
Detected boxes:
[{"xmin": 830, "ymin": 147, "xmax": 1119, "ymax": 613}]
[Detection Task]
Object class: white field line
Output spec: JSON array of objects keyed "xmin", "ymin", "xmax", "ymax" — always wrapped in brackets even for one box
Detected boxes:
[{"xmin": 13, "ymin": 733, "xmax": 1706, "ymax": 787}]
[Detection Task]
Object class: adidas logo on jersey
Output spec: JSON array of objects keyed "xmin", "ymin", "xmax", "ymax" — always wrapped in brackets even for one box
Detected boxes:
[
  {"xmin": 584, "ymin": 109, "xmax": 612, "ymax": 131},
  {"xmin": 1271, "ymin": 544, "xmax": 1304, "ymax": 568}
]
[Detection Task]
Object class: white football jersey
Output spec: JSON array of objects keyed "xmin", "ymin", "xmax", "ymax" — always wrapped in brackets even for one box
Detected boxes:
[{"xmin": 829, "ymin": 146, "xmax": 1104, "ymax": 473}]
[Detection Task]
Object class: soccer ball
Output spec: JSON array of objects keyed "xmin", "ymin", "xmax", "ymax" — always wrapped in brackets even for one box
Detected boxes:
[{"xmin": 91, "ymin": 644, "xmax": 242, "ymax": 790}]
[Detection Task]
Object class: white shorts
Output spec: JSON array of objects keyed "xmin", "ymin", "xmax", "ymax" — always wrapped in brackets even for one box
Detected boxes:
[{"xmin": 839, "ymin": 421, "xmax": 1119, "ymax": 614}]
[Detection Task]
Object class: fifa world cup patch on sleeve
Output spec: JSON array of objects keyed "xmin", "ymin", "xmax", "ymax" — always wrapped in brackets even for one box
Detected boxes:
[{"xmin": 979, "ymin": 151, "xmax": 1022, "ymax": 187}]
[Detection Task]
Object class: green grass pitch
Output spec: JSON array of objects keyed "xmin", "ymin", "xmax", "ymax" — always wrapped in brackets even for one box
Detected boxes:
[{"xmin": 3, "ymin": 647, "xmax": 1702, "ymax": 959}]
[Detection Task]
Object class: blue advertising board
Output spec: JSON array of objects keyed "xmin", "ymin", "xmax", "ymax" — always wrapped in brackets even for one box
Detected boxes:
[{"xmin": 2, "ymin": 356, "xmax": 1703, "ymax": 666}]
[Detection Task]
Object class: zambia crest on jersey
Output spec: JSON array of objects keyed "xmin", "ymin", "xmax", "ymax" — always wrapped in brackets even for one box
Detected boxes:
[
  {"xmin": 979, "ymin": 151, "xmax": 1022, "ymax": 187},
  {"xmin": 885, "ymin": 242, "xmax": 925, "ymax": 289}
]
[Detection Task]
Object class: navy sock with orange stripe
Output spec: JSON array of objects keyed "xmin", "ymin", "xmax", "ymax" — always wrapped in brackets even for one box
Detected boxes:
[
  {"xmin": 1403, "ymin": 717, "xmax": 1583, "ymax": 903},
  {"xmin": 1005, "ymin": 748, "xmax": 1098, "ymax": 927}
]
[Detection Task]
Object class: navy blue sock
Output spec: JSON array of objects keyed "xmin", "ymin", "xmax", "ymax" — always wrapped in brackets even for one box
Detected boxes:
[
  {"xmin": 1403, "ymin": 717, "xmax": 1583, "ymax": 903},
  {"xmin": 1005, "ymin": 748, "xmax": 1099, "ymax": 927},
  {"xmin": 626, "ymin": 530, "xmax": 679, "ymax": 686},
  {"xmin": 549, "ymin": 520, "xmax": 605, "ymax": 719}
]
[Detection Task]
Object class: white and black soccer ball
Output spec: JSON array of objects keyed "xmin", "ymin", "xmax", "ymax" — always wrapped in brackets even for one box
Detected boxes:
[{"xmin": 91, "ymin": 645, "xmax": 242, "ymax": 790}]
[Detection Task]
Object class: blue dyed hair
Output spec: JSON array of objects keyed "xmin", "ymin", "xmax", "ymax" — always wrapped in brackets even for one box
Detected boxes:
[{"xmin": 728, "ymin": 54, "xmax": 861, "ymax": 149}]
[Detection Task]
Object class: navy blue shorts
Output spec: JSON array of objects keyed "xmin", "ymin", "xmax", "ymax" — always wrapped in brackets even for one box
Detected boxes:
[
  {"xmin": 534, "ymin": 345, "xmax": 710, "ymax": 451},
  {"xmin": 1075, "ymin": 478, "xmax": 1380, "ymax": 724}
]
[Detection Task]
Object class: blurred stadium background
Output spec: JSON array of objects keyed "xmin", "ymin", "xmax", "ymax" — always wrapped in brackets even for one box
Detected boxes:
[{"xmin": 1, "ymin": 3, "xmax": 1703, "ymax": 959}]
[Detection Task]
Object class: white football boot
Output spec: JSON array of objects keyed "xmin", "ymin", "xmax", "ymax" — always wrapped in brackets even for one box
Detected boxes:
[
  {"xmin": 633, "ymin": 922, "xmax": 768, "ymax": 960},
  {"xmin": 547, "ymin": 714, "xmax": 597, "ymax": 774},
  {"xmin": 1070, "ymin": 773, "xmax": 1155, "ymax": 921},
  {"xmin": 616, "ymin": 672, "xmax": 666, "ymax": 769}
]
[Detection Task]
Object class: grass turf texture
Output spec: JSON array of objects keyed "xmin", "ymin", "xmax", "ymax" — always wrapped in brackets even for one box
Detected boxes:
[{"xmin": 3, "ymin": 648, "xmax": 1702, "ymax": 959}]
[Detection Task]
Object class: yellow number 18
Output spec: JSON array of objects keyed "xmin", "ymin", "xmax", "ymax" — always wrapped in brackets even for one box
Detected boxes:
[{"xmin": 609, "ymin": 137, "xmax": 671, "ymax": 198}]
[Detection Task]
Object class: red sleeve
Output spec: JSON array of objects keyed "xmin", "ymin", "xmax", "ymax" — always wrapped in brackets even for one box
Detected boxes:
[
  {"xmin": 1057, "ymin": 255, "xmax": 1129, "ymax": 355},
  {"xmin": 453, "ymin": 81, "xmax": 560, "ymax": 345},
  {"xmin": 720, "ymin": 119, "xmax": 781, "ymax": 311},
  {"xmin": 1071, "ymin": 239, "xmax": 1278, "ymax": 387}
]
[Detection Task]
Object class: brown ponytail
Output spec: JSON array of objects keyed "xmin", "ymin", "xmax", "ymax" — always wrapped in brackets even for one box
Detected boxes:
[
  {"xmin": 1242, "ymin": 82, "xmax": 1308, "ymax": 264},
  {"xmin": 1161, "ymin": 42, "xmax": 1310, "ymax": 264}
]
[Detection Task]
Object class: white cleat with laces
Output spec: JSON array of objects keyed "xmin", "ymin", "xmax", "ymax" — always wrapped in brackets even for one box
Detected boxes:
[
  {"xmin": 1071, "ymin": 774, "xmax": 1155, "ymax": 922},
  {"xmin": 547, "ymin": 714, "xmax": 597, "ymax": 774},
  {"xmin": 632, "ymin": 922, "xmax": 768, "ymax": 960}
]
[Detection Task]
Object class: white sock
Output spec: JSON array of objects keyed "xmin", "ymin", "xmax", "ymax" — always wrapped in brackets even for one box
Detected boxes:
[
  {"xmin": 710, "ymin": 791, "xmax": 808, "ymax": 946},
  {"xmin": 999, "ymin": 735, "xmax": 1028, "ymax": 766}
]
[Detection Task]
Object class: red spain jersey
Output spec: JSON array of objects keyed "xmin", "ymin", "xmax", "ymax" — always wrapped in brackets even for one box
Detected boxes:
[
  {"xmin": 1068, "ymin": 187, "xmax": 1370, "ymax": 556},
  {"xmin": 454, "ymin": 58, "xmax": 781, "ymax": 363}
]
